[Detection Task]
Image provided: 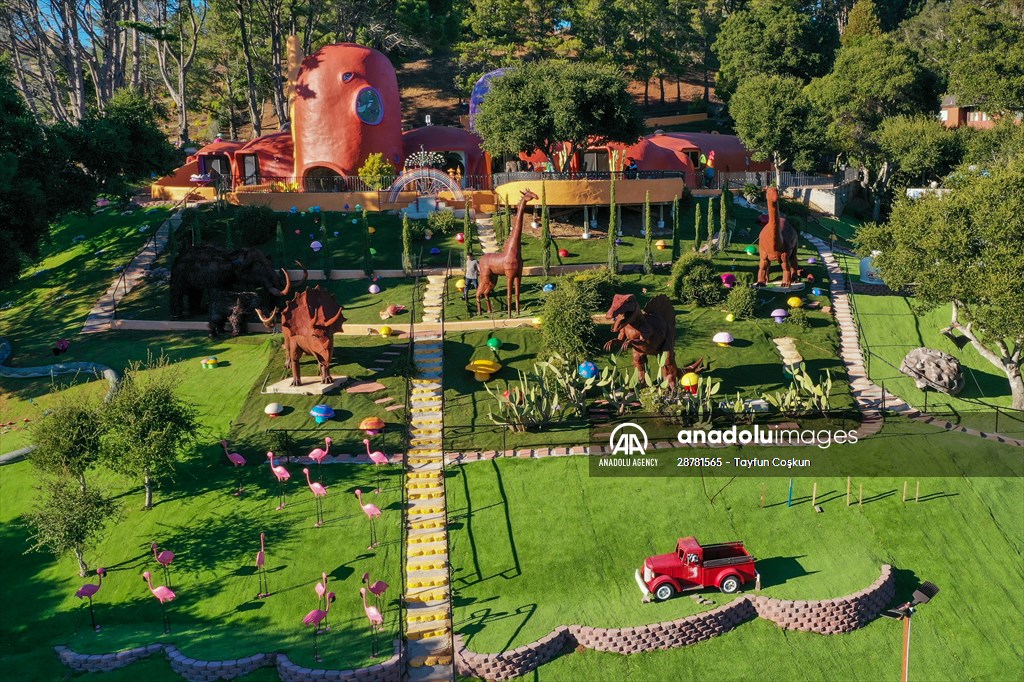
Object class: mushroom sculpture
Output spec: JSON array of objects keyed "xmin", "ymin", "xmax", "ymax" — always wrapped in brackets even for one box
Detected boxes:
[
  {"xmin": 745, "ymin": 245, "xmax": 758, "ymax": 256},
  {"xmin": 787, "ymin": 296, "xmax": 803, "ymax": 308},
  {"xmin": 720, "ymin": 273, "xmax": 737, "ymax": 288},
  {"xmin": 379, "ymin": 325, "xmax": 393, "ymax": 337},
  {"xmin": 771, "ymin": 308, "xmax": 789, "ymax": 324},
  {"xmin": 466, "ymin": 358, "xmax": 502, "ymax": 381},
  {"xmin": 656, "ymin": 240, "xmax": 667, "ymax": 251},
  {"xmin": 359, "ymin": 416, "xmax": 386, "ymax": 437},
  {"xmin": 201, "ymin": 356, "xmax": 219, "ymax": 369},
  {"xmin": 681, "ymin": 372, "xmax": 700, "ymax": 395},
  {"xmin": 713, "ymin": 332, "xmax": 734, "ymax": 347},
  {"xmin": 265, "ymin": 402, "xmax": 284, "ymax": 418},
  {"xmin": 310, "ymin": 404, "xmax": 335, "ymax": 424}
]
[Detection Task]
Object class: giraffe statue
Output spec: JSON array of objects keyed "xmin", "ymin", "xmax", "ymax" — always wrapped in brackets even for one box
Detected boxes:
[
  {"xmin": 756, "ymin": 186, "xmax": 801, "ymax": 287},
  {"xmin": 477, "ymin": 189, "xmax": 538, "ymax": 317}
]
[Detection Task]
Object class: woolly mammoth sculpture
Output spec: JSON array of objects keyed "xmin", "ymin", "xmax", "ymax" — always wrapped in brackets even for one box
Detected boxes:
[
  {"xmin": 258, "ymin": 286, "xmax": 347, "ymax": 386},
  {"xmin": 900, "ymin": 347, "xmax": 965, "ymax": 395},
  {"xmin": 208, "ymin": 291, "xmax": 273, "ymax": 338},
  {"xmin": 169, "ymin": 245, "xmax": 297, "ymax": 318},
  {"xmin": 603, "ymin": 293, "xmax": 680, "ymax": 386}
]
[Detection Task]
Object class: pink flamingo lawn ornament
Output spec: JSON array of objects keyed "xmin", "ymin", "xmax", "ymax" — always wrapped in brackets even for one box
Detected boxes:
[
  {"xmin": 362, "ymin": 438, "xmax": 388, "ymax": 494},
  {"xmin": 142, "ymin": 571, "xmax": 176, "ymax": 634},
  {"xmin": 255, "ymin": 533, "xmax": 269, "ymax": 599},
  {"xmin": 267, "ymin": 451, "xmax": 290, "ymax": 510},
  {"xmin": 361, "ymin": 571, "xmax": 389, "ymax": 616},
  {"xmin": 151, "ymin": 543, "xmax": 174, "ymax": 587},
  {"xmin": 302, "ymin": 591, "xmax": 335, "ymax": 663},
  {"xmin": 360, "ymin": 587, "xmax": 384, "ymax": 658},
  {"xmin": 314, "ymin": 572, "xmax": 330, "ymax": 630},
  {"xmin": 302, "ymin": 468, "xmax": 328, "ymax": 528},
  {"xmin": 221, "ymin": 440, "xmax": 246, "ymax": 496},
  {"xmin": 74, "ymin": 568, "xmax": 106, "ymax": 632},
  {"xmin": 307, "ymin": 437, "xmax": 332, "ymax": 478},
  {"xmin": 355, "ymin": 489, "xmax": 381, "ymax": 550}
]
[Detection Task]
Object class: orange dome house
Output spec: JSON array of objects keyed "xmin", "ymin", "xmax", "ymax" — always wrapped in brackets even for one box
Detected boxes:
[
  {"xmin": 233, "ymin": 131, "xmax": 295, "ymax": 186},
  {"xmin": 402, "ymin": 126, "xmax": 489, "ymax": 181},
  {"xmin": 292, "ymin": 43, "xmax": 403, "ymax": 188}
]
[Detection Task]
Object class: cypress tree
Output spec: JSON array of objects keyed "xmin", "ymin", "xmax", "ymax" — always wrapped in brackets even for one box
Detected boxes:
[
  {"xmin": 402, "ymin": 213, "xmax": 413, "ymax": 275},
  {"xmin": 693, "ymin": 203, "xmax": 702, "ymax": 253},
  {"xmin": 274, "ymin": 221, "xmax": 284, "ymax": 267},
  {"xmin": 671, "ymin": 196, "xmax": 681, "ymax": 260},
  {"xmin": 643, "ymin": 190, "xmax": 654, "ymax": 274},
  {"xmin": 362, "ymin": 209, "xmax": 373, "ymax": 276},
  {"xmin": 608, "ymin": 169, "xmax": 619, "ymax": 272},
  {"xmin": 718, "ymin": 189, "xmax": 729, "ymax": 252},
  {"xmin": 706, "ymin": 199, "xmax": 715, "ymax": 251},
  {"xmin": 463, "ymin": 200, "xmax": 472, "ymax": 260},
  {"xmin": 541, "ymin": 182, "xmax": 551, "ymax": 275}
]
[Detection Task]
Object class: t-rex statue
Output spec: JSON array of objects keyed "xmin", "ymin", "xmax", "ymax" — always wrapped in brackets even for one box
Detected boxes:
[
  {"xmin": 477, "ymin": 189, "xmax": 538, "ymax": 317},
  {"xmin": 756, "ymin": 186, "xmax": 801, "ymax": 287},
  {"xmin": 603, "ymin": 293, "xmax": 680, "ymax": 385},
  {"xmin": 259, "ymin": 286, "xmax": 346, "ymax": 386}
]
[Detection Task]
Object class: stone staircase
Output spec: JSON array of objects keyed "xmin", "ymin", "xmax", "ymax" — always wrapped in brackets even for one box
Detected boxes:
[
  {"xmin": 421, "ymin": 275, "xmax": 446, "ymax": 324},
  {"xmin": 474, "ymin": 216, "xmax": 499, "ymax": 254},
  {"xmin": 403, "ymin": 335, "xmax": 454, "ymax": 682}
]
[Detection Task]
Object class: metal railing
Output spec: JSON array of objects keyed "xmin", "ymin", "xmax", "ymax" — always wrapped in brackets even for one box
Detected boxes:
[
  {"xmin": 398, "ymin": 252, "xmax": 421, "ymax": 671},
  {"xmin": 438, "ymin": 248, "xmax": 456, "ymax": 661},
  {"xmin": 718, "ymin": 170, "xmax": 855, "ymax": 190}
]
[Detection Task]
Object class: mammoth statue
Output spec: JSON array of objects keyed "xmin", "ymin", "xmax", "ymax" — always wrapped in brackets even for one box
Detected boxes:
[
  {"xmin": 208, "ymin": 291, "xmax": 270, "ymax": 338},
  {"xmin": 170, "ymin": 245, "xmax": 299, "ymax": 319},
  {"xmin": 258, "ymin": 286, "xmax": 347, "ymax": 386}
]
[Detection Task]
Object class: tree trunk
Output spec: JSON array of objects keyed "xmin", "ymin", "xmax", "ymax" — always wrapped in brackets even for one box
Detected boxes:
[
  {"xmin": 659, "ymin": 76, "xmax": 665, "ymax": 105},
  {"xmin": 131, "ymin": 0, "xmax": 142, "ymax": 88},
  {"xmin": 235, "ymin": 0, "xmax": 262, "ymax": 137},
  {"xmin": 1009, "ymin": 368, "xmax": 1024, "ymax": 411},
  {"xmin": 144, "ymin": 470, "xmax": 153, "ymax": 509},
  {"xmin": 75, "ymin": 547, "xmax": 88, "ymax": 577},
  {"xmin": 952, "ymin": 303, "xmax": 1024, "ymax": 411}
]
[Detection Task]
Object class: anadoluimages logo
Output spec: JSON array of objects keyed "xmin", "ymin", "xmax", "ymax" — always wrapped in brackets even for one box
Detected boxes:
[{"xmin": 609, "ymin": 422, "xmax": 649, "ymax": 456}]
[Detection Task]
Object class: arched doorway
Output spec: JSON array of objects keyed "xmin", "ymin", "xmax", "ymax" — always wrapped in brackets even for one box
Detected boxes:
[{"xmin": 303, "ymin": 166, "xmax": 345, "ymax": 192}]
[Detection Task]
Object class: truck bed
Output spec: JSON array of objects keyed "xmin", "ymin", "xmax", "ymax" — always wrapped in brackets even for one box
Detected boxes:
[
  {"xmin": 703, "ymin": 554, "xmax": 756, "ymax": 569},
  {"xmin": 701, "ymin": 541, "xmax": 752, "ymax": 567}
]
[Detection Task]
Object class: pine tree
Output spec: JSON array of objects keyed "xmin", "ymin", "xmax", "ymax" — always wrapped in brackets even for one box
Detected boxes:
[
  {"xmin": 402, "ymin": 213, "xmax": 413, "ymax": 275},
  {"xmin": 643, "ymin": 191, "xmax": 654, "ymax": 274},
  {"xmin": 541, "ymin": 182, "xmax": 551, "ymax": 275},
  {"xmin": 693, "ymin": 203, "xmax": 702, "ymax": 253},
  {"xmin": 671, "ymin": 196, "xmax": 681, "ymax": 260},
  {"xmin": 608, "ymin": 170, "xmax": 619, "ymax": 272}
]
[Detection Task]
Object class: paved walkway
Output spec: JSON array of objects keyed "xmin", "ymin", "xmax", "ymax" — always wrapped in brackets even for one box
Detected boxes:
[
  {"xmin": 403, "ymin": 335, "xmax": 454, "ymax": 682},
  {"xmin": 82, "ymin": 212, "xmax": 181, "ymax": 334}
]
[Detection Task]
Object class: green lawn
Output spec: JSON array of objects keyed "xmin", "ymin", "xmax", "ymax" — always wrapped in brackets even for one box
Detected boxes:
[
  {"xmin": 0, "ymin": 206, "xmax": 171, "ymax": 361},
  {"xmin": 448, "ymin": 431, "xmax": 1024, "ymax": 680}
]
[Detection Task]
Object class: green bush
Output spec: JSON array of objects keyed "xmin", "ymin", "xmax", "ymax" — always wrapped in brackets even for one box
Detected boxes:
[
  {"xmin": 427, "ymin": 209, "xmax": 458, "ymax": 235},
  {"xmin": 668, "ymin": 252, "xmax": 724, "ymax": 306},
  {"xmin": 786, "ymin": 307, "xmax": 811, "ymax": 330},
  {"xmin": 571, "ymin": 268, "xmax": 621, "ymax": 308},
  {"xmin": 724, "ymin": 285, "xmax": 757, "ymax": 319},
  {"xmin": 357, "ymin": 152, "xmax": 397, "ymax": 190},
  {"xmin": 233, "ymin": 205, "xmax": 277, "ymax": 246},
  {"xmin": 541, "ymin": 276, "xmax": 598, "ymax": 361}
]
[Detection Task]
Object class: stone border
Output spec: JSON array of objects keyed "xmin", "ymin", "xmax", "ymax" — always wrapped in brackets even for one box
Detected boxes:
[
  {"xmin": 54, "ymin": 640, "xmax": 402, "ymax": 682},
  {"xmin": 454, "ymin": 565, "xmax": 894, "ymax": 681}
]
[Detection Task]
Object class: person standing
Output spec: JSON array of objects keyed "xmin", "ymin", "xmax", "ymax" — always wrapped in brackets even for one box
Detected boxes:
[{"xmin": 463, "ymin": 254, "xmax": 479, "ymax": 300}]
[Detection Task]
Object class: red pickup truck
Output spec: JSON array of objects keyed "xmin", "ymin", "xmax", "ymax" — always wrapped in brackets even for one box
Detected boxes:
[{"xmin": 635, "ymin": 536, "xmax": 758, "ymax": 602}]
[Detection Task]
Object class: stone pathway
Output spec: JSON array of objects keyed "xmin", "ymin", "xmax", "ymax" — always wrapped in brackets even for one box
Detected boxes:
[
  {"xmin": 82, "ymin": 212, "xmax": 181, "ymax": 334},
  {"xmin": 771, "ymin": 337, "xmax": 805, "ymax": 373},
  {"xmin": 421, "ymin": 275, "xmax": 447, "ymax": 324},
  {"xmin": 474, "ymin": 216, "xmax": 499, "ymax": 254},
  {"xmin": 404, "ymin": 334, "xmax": 454, "ymax": 682}
]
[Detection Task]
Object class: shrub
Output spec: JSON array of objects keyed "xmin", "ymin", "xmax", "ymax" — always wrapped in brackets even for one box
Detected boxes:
[
  {"xmin": 541, "ymin": 276, "xmax": 598, "ymax": 361},
  {"xmin": 571, "ymin": 267, "xmax": 621, "ymax": 308},
  {"xmin": 357, "ymin": 152, "xmax": 397, "ymax": 190},
  {"xmin": 724, "ymin": 285, "xmax": 757, "ymax": 319},
  {"xmin": 786, "ymin": 307, "xmax": 811, "ymax": 330},
  {"xmin": 668, "ymin": 252, "xmax": 724, "ymax": 306},
  {"xmin": 742, "ymin": 183, "xmax": 763, "ymax": 204},
  {"xmin": 233, "ymin": 205, "xmax": 277, "ymax": 246},
  {"xmin": 427, "ymin": 209, "xmax": 458, "ymax": 235}
]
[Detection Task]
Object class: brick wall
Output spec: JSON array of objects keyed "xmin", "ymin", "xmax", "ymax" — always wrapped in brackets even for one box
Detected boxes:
[{"xmin": 455, "ymin": 565, "xmax": 894, "ymax": 681}]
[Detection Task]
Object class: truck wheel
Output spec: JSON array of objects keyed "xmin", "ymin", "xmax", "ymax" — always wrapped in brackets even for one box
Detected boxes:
[
  {"xmin": 720, "ymin": 576, "xmax": 741, "ymax": 594},
  {"xmin": 654, "ymin": 583, "xmax": 676, "ymax": 602}
]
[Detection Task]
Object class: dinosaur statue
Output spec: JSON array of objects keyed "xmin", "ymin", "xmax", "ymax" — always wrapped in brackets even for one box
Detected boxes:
[
  {"xmin": 477, "ymin": 189, "xmax": 538, "ymax": 317},
  {"xmin": 603, "ymin": 293, "xmax": 680, "ymax": 386},
  {"xmin": 259, "ymin": 286, "xmax": 346, "ymax": 386},
  {"xmin": 756, "ymin": 186, "xmax": 801, "ymax": 287}
]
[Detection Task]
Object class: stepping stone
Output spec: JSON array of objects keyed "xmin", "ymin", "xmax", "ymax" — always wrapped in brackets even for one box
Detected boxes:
[
  {"xmin": 383, "ymin": 351, "xmax": 401, "ymax": 356},
  {"xmin": 374, "ymin": 397, "xmax": 395, "ymax": 404},
  {"xmin": 346, "ymin": 380, "xmax": 387, "ymax": 394},
  {"xmin": 386, "ymin": 404, "xmax": 406, "ymax": 411}
]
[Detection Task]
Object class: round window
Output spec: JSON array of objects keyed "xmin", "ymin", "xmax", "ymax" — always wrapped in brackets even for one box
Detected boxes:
[{"xmin": 355, "ymin": 87, "xmax": 384, "ymax": 125}]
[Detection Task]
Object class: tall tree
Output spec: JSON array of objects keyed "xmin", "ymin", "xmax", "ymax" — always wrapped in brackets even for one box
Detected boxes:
[
  {"xmin": 28, "ymin": 397, "xmax": 104, "ymax": 493},
  {"xmin": 874, "ymin": 115, "xmax": 961, "ymax": 187},
  {"xmin": 26, "ymin": 478, "xmax": 118, "ymax": 576},
  {"xmin": 857, "ymin": 158, "xmax": 1024, "ymax": 409},
  {"xmin": 944, "ymin": 1, "xmax": 1024, "ymax": 115},
  {"xmin": 841, "ymin": 0, "xmax": 881, "ymax": 45}
]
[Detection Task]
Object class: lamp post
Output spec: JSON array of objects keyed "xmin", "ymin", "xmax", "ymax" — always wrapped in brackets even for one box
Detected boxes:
[{"xmin": 882, "ymin": 581, "xmax": 939, "ymax": 682}]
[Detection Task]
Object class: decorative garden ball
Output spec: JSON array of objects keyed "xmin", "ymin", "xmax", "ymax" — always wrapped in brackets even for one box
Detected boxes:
[
  {"xmin": 771, "ymin": 308, "xmax": 789, "ymax": 324},
  {"xmin": 379, "ymin": 325, "xmax": 393, "ymax": 337},
  {"xmin": 486, "ymin": 337, "xmax": 502, "ymax": 351},
  {"xmin": 721, "ymin": 273, "xmax": 737, "ymax": 288},
  {"xmin": 681, "ymin": 372, "xmax": 699, "ymax": 395},
  {"xmin": 424, "ymin": 228, "xmax": 433, "ymax": 239},
  {"xmin": 456, "ymin": 279, "xmax": 466, "ymax": 291},
  {"xmin": 558, "ymin": 248, "xmax": 569, "ymax": 258},
  {"xmin": 807, "ymin": 257, "xmax": 818, "ymax": 265},
  {"xmin": 295, "ymin": 229, "xmax": 301, "ymax": 235},
  {"xmin": 787, "ymin": 296, "xmax": 803, "ymax": 308},
  {"xmin": 531, "ymin": 221, "xmax": 539, "ymax": 229},
  {"xmin": 310, "ymin": 404, "xmax": 335, "ymax": 424},
  {"xmin": 310, "ymin": 240, "xmax": 323, "ymax": 252},
  {"xmin": 615, "ymin": 238, "xmax": 623, "ymax": 246},
  {"xmin": 656, "ymin": 240, "xmax": 667, "ymax": 250},
  {"xmin": 713, "ymin": 332, "xmax": 734, "ymax": 347},
  {"xmin": 355, "ymin": 204, "xmax": 362, "ymax": 212},
  {"xmin": 369, "ymin": 248, "xmax": 378, "ymax": 255},
  {"xmin": 309, "ymin": 234, "xmax": 315, "ymax": 240},
  {"xmin": 369, "ymin": 284, "xmax": 381, "ymax": 294},
  {"xmin": 372, "ymin": 275, "xmax": 379, "ymax": 282},
  {"xmin": 344, "ymin": 204, "xmax": 350, "ymax": 210},
  {"xmin": 456, "ymin": 232, "xmax": 465, "ymax": 243},
  {"xmin": 264, "ymin": 402, "xmax": 284, "ymax": 418},
  {"xmin": 578, "ymin": 361, "xmax": 598, "ymax": 379},
  {"xmin": 811, "ymin": 287, "xmax": 823, "ymax": 296},
  {"xmin": 351, "ymin": 218, "xmax": 358, "ymax": 224},
  {"xmin": 725, "ymin": 313, "xmax": 735, "ymax": 322},
  {"xmin": 542, "ymin": 283, "xmax": 555, "ymax": 292},
  {"xmin": 290, "ymin": 206, "xmax": 298, "ymax": 214},
  {"xmin": 745, "ymin": 245, "xmax": 758, "ymax": 255},
  {"xmin": 430, "ymin": 247, "xmax": 441, "ymax": 255}
]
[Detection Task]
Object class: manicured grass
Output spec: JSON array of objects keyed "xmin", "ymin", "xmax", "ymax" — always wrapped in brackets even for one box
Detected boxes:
[
  {"xmin": 0, "ymin": 206, "xmax": 171, "ymax": 361},
  {"xmin": 115, "ymin": 274, "xmax": 424, "ymax": 326},
  {"xmin": 447, "ymin": 433, "xmax": 1024, "ymax": 680}
]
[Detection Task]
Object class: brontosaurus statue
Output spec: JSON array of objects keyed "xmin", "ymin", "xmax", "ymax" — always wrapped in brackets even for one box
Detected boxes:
[
  {"xmin": 603, "ymin": 294, "xmax": 680, "ymax": 386},
  {"xmin": 756, "ymin": 186, "xmax": 801, "ymax": 287},
  {"xmin": 476, "ymin": 189, "xmax": 538, "ymax": 317}
]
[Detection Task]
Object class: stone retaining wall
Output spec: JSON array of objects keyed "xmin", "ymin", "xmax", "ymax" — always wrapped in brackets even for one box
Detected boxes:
[
  {"xmin": 455, "ymin": 565, "xmax": 894, "ymax": 681},
  {"xmin": 54, "ymin": 640, "xmax": 401, "ymax": 682}
]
